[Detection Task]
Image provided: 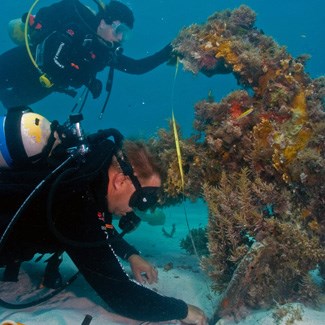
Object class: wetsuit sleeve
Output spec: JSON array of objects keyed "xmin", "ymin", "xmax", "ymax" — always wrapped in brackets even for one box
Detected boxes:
[
  {"xmin": 114, "ymin": 43, "xmax": 173, "ymax": 74},
  {"xmin": 108, "ymin": 228, "xmax": 140, "ymax": 260},
  {"xmin": 0, "ymin": 46, "xmax": 52, "ymax": 108},
  {"xmin": 59, "ymin": 195, "xmax": 188, "ymax": 322},
  {"xmin": 66, "ymin": 239, "xmax": 188, "ymax": 322}
]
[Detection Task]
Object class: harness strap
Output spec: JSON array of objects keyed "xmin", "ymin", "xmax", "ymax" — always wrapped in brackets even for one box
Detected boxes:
[
  {"xmin": 0, "ymin": 115, "xmax": 13, "ymax": 166},
  {"xmin": 99, "ymin": 66, "xmax": 114, "ymax": 119}
]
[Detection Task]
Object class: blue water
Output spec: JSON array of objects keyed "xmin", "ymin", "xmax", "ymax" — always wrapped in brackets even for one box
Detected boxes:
[
  {"xmin": 0, "ymin": 0, "xmax": 324, "ymax": 138},
  {"xmin": 0, "ymin": 2, "xmax": 324, "ymax": 323}
]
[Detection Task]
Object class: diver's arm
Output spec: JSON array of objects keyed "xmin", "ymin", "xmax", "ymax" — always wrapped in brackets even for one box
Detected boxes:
[
  {"xmin": 108, "ymin": 227, "xmax": 140, "ymax": 260},
  {"xmin": 114, "ymin": 43, "xmax": 172, "ymax": 74},
  {"xmin": 62, "ymin": 199, "xmax": 188, "ymax": 321},
  {"xmin": 66, "ymin": 243, "xmax": 189, "ymax": 322}
]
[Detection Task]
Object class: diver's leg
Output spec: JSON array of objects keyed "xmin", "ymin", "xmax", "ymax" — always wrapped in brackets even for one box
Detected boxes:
[
  {"xmin": 41, "ymin": 251, "xmax": 63, "ymax": 289},
  {"xmin": 2, "ymin": 260, "xmax": 21, "ymax": 282},
  {"xmin": 0, "ymin": 46, "xmax": 53, "ymax": 108}
]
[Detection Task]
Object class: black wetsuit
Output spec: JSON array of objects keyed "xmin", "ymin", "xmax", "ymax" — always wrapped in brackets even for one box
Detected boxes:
[
  {"xmin": 0, "ymin": 0, "xmax": 172, "ymax": 108},
  {"xmin": 0, "ymin": 139, "xmax": 188, "ymax": 321}
]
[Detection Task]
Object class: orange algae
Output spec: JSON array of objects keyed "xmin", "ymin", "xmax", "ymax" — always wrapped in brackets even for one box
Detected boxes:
[
  {"xmin": 215, "ymin": 40, "xmax": 243, "ymax": 72},
  {"xmin": 257, "ymin": 69, "xmax": 279, "ymax": 95},
  {"xmin": 291, "ymin": 90, "xmax": 308, "ymax": 124},
  {"xmin": 276, "ymin": 90, "xmax": 311, "ymax": 169},
  {"xmin": 253, "ymin": 119, "xmax": 273, "ymax": 148},
  {"xmin": 308, "ymin": 220, "xmax": 321, "ymax": 233},
  {"xmin": 283, "ymin": 128, "xmax": 312, "ymax": 163}
]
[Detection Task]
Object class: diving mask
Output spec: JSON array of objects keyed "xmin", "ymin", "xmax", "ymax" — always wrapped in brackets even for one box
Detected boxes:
[
  {"xmin": 115, "ymin": 149, "xmax": 160, "ymax": 211},
  {"xmin": 111, "ymin": 21, "xmax": 131, "ymax": 42},
  {"xmin": 129, "ymin": 186, "xmax": 160, "ymax": 211}
]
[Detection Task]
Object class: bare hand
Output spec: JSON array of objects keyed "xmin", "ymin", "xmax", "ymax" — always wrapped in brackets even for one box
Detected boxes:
[
  {"xmin": 128, "ymin": 254, "xmax": 158, "ymax": 284},
  {"xmin": 181, "ymin": 304, "xmax": 207, "ymax": 325}
]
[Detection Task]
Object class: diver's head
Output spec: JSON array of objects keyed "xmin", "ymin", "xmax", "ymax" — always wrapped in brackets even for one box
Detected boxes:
[
  {"xmin": 96, "ymin": 1, "xmax": 134, "ymax": 43},
  {"xmin": 99, "ymin": 1, "xmax": 134, "ymax": 29},
  {"xmin": 106, "ymin": 140, "xmax": 163, "ymax": 216}
]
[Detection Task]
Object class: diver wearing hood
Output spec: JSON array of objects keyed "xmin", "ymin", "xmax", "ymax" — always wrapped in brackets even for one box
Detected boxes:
[{"xmin": 0, "ymin": 0, "xmax": 173, "ymax": 108}]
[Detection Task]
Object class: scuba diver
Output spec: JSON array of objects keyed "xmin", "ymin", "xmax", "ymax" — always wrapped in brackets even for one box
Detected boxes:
[
  {"xmin": 0, "ymin": 0, "xmax": 173, "ymax": 110},
  {"xmin": 0, "ymin": 108, "xmax": 207, "ymax": 324}
]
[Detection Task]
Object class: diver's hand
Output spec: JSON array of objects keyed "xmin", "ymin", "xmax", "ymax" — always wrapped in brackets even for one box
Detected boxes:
[
  {"xmin": 181, "ymin": 304, "xmax": 208, "ymax": 325},
  {"xmin": 128, "ymin": 254, "xmax": 158, "ymax": 284},
  {"xmin": 165, "ymin": 43, "xmax": 181, "ymax": 66}
]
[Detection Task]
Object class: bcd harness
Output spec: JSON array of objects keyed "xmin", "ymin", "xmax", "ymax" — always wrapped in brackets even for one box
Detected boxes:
[
  {"xmin": 23, "ymin": 0, "xmax": 120, "ymax": 117},
  {"xmin": 0, "ymin": 115, "xmax": 140, "ymax": 308}
]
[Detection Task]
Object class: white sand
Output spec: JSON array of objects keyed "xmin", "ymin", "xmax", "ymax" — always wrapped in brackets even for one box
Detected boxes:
[{"xmin": 1, "ymin": 201, "xmax": 324, "ymax": 324}]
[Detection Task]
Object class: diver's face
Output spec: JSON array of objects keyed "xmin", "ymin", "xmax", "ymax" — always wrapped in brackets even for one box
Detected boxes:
[
  {"xmin": 97, "ymin": 19, "xmax": 127, "ymax": 43},
  {"xmin": 106, "ymin": 172, "xmax": 161, "ymax": 217}
]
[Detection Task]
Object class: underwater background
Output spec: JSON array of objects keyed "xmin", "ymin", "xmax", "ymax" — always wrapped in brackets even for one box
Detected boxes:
[{"xmin": 0, "ymin": 1, "xmax": 325, "ymax": 324}]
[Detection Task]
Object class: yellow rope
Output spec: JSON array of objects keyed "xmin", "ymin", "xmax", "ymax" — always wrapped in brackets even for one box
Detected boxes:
[
  {"xmin": 24, "ymin": 0, "xmax": 53, "ymax": 88},
  {"xmin": 171, "ymin": 57, "xmax": 185, "ymax": 191},
  {"xmin": 171, "ymin": 110, "xmax": 185, "ymax": 192},
  {"xmin": 170, "ymin": 57, "xmax": 215, "ymax": 307}
]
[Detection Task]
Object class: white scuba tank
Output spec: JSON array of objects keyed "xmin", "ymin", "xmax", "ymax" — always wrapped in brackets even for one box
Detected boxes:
[
  {"xmin": 0, "ymin": 111, "xmax": 52, "ymax": 168},
  {"xmin": 7, "ymin": 18, "xmax": 26, "ymax": 46}
]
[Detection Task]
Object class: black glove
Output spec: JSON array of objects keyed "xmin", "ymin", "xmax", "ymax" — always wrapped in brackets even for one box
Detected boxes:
[
  {"xmin": 164, "ymin": 43, "xmax": 182, "ymax": 66},
  {"xmin": 87, "ymin": 78, "xmax": 102, "ymax": 99}
]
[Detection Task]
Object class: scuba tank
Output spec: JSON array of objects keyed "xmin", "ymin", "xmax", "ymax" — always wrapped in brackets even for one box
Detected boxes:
[
  {"xmin": 7, "ymin": 12, "xmax": 38, "ymax": 46},
  {"xmin": 7, "ymin": 18, "xmax": 26, "ymax": 46},
  {"xmin": 0, "ymin": 109, "xmax": 59, "ymax": 168}
]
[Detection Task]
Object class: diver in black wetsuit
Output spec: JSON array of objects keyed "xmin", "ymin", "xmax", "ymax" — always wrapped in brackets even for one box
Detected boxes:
[
  {"xmin": 0, "ymin": 0, "xmax": 173, "ymax": 108},
  {"xmin": 0, "ymin": 111, "xmax": 207, "ymax": 324}
]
